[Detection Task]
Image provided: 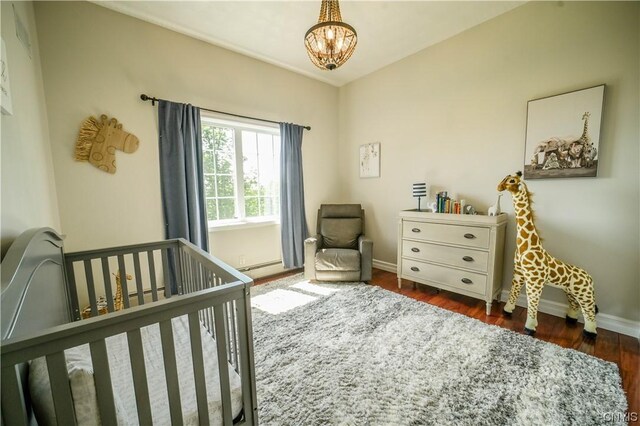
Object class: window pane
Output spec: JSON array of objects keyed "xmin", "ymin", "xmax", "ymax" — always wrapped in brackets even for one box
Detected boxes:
[
  {"xmin": 203, "ymin": 120, "xmax": 280, "ymax": 222},
  {"xmin": 245, "ymin": 197, "xmax": 260, "ymax": 218},
  {"xmin": 203, "ymin": 150, "xmax": 215, "ymax": 173},
  {"xmin": 218, "ymin": 198, "xmax": 236, "ymax": 220},
  {"xmin": 206, "ymin": 199, "xmax": 217, "ymax": 221},
  {"xmin": 216, "ymin": 175, "xmax": 234, "ymax": 197},
  {"xmin": 242, "ymin": 131, "xmax": 257, "ymax": 156},
  {"xmin": 258, "ymin": 134, "xmax": 275, "ymax": 196},
  {"xmin": 262, "ymin": 196, "xmax": 279, "ymax": 216},
  {"xmin": 202, "ymin": 126, "xmax": 215, "ymax": 151},
  {"xmin": 204, "ymin": 175, "xmax": 216, "ymax": 197},
  {"xmin": 242, "ymin": 131, "xmax": 260, "ymax": 197},
  {"xmin": 244, "ymin": 174, "xmax": 259, "ymax": 197},
  {"xmin": 211, "ymin": 127, "xmax": 234, "ymax": 174}
]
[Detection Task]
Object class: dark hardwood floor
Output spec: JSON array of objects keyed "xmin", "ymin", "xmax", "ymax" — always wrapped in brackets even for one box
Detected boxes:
[{"xmin": 255, "ymin": 268, "xmax": 640, "ymax": 417}]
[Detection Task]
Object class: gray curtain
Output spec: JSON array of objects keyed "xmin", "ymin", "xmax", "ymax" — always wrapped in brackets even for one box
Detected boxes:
[
  {"xmin": 158, "ymin": 101, "xmax": 209, "ymax": 291},
  {"xmin": 279, "ymin": 123, "xmax": 308, "ymax": 268}
]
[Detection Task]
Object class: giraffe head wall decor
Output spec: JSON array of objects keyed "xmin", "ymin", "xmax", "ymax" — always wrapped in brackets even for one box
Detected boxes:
[
  {"xmin": 498, "ymin": 171, "xmax": 598, "ymax": 338},
  {"xmin": 75, "ymin": 114, "xmax": 139, "ymax": 174}
]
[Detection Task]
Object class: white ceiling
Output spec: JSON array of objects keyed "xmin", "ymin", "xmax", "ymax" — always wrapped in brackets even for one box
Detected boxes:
[{"xmin": 96, "ymin": 1, "xmax": 524, "ymax": 87}]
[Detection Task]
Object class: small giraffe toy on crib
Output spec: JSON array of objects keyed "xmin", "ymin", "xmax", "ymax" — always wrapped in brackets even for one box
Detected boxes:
[
  {"xmin": 497, "ymin": 171, "xmax": 598, "ymax": 338},
  {"xmin": 488, "ymin": 193, "xmax": 502, "ymax": 216}
]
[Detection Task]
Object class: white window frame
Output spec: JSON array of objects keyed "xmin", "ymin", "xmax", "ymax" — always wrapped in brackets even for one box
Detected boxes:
[{"xmin": 201, "ymin": 115, "xmax": 281, "ymax": 230}]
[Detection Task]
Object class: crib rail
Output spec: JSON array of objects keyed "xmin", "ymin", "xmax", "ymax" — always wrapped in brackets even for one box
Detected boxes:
[
  {"xmin": 1, "ymin": 280, "xmax": 257, "ymax": 426},
  {"xmin": 64, "ymin": 239, "xmax": 249, "ymax": 310},
  {"xmin": 2, "ymin": 238, "xmax": 257, "ymax": 426}
]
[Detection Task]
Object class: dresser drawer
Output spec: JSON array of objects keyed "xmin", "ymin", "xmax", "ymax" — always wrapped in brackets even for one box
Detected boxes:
[
  {"xmin": 403, "ymin": 221, "xmax": 489, "ymax": 249},
  {"xmin": 401, "ymin": 240, "xmax": 489, "ymax": 273},
  {"xmin": 401, "ymin": 259, "xmax": 487, "ymax": 296}
]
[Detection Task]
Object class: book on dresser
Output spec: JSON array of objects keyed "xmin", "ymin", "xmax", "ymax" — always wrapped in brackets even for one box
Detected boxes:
[{"xmin": 397, "ymin": 209, "xmax": 507, "ymax": 315}]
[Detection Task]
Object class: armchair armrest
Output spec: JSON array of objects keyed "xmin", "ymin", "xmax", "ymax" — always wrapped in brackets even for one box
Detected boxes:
[
  {"xmin": 358, "ymin": 235, "xmax": 373, "ymax": 282},
  {"xmin": 304, "ymin": 235, "xmax": 322, "ymax": 280}
]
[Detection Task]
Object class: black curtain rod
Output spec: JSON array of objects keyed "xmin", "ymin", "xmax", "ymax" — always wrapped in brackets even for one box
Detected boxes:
[{"xmin": 140, "ymin": 94, "xmax": 311, "ymax": 131}]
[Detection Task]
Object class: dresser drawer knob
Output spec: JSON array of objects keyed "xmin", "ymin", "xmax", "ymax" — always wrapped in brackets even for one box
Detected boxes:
[
  {"xmin": 410, "ymin": 266, "xmax": 420, "ymax": 272},
  {"xmin": 412, "ymin": 228, "xmax": 421, "ymax": 233},
  {"xmin": 463, "ymin": 233, "xmax": 476, "ymax": 239},
  {"xmin": 462, "ymin": 256, "xmax": 474, "ymax": 262},
  {"xmin": 461, "ymin": 278, "xmax": 473, "ymax": 284},
  {"xmin": 411, "ymin": 247, "xmax": 420, "ymax": 253}
]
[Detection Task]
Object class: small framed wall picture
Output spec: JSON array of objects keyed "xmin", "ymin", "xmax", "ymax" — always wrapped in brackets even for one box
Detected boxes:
[
  {"xmin": 524, "ymin": 84, "xmax": 605, "ymax": 179},
  {"xmin": 359, "ymin": 142, "xmax": 380, "ymax": 178}
]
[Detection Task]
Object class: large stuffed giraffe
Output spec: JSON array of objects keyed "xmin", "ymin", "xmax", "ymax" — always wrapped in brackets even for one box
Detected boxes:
[{"xmin": 498, "ymin": 172, "xmax": 598, "ymax": 338}]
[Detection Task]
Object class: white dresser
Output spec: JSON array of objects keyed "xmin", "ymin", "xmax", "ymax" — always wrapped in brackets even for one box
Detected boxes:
[{"xmin": 397, "ymin": 210, "xmax": 507, "ymax": 315}]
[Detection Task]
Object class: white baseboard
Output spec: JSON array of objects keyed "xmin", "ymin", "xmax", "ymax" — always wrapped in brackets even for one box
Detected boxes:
[
  {"xmin": 242, "ymin": 263, "xmax": 288, "ymax": 280},
  {"xmin": 373, "ymin": 259, "xmax": 397, "ymax": 273},
  {"xmin": 373, "ymin": 259, "xmax": 639, "ymax": 339},
  {"xmin": 501, "ymin": 289, "xmax": 640, "ymax": 339}
]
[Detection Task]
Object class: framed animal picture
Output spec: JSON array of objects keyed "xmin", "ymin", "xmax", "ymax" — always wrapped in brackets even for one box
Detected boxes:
[{"xmin": 523, "ymin": 85, "xmax": 605, "ymax": 179}]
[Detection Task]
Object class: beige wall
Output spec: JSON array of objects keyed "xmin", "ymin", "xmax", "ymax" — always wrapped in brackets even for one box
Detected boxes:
[
  {"xmin": 29, "ymin": 1, "xmax": 640, "ymax": 322},
  {"xmin": 338, "ymin": 2, "xmax": 639, "ymax": 321},
  {"xmin": 1, "ymin": 1, "xmax": 61, "ymax": 258},
  {"xmin": 34, "ymin": 1, "xmax": 341, "ymax": 273}
]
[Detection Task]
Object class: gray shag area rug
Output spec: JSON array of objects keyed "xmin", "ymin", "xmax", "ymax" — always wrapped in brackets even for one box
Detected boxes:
[{"xmin": 250, "ymin": 274, "xmax": 627, "ymax": 425}]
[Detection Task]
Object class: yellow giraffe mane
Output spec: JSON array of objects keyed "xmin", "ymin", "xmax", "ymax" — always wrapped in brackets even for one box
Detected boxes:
[
  {"xmin": 519, "ymin": 182, "xmax": 543, "ymax": 242},
  {"xmin": 74, "ymin": 116, "xmax": 102, "ymax": 161}
]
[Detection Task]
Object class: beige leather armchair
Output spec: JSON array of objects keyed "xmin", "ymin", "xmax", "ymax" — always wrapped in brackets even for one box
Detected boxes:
[{"xmin": 304, "ymin": 204, "xmax": 373, "ymax": 282}]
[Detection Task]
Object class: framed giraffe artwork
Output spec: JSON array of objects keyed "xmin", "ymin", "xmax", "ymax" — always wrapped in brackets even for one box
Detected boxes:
[{"xmin": 523, "ymin": 84, "xmax": 605, "ymax": 179}]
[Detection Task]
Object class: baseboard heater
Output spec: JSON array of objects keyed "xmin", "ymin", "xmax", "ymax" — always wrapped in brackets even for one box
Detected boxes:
[{"xmin": 237, "ymin": 260, "xmax": 282, "ymax": 272}]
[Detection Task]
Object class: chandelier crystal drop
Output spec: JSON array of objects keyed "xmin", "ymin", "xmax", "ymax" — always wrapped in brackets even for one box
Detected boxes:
[{"xmin": 304, "ymin": 0, "xmax": 357, "ymax": 71}]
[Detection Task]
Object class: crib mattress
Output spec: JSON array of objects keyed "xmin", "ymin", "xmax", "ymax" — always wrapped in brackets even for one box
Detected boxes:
[{"xmin": 30, "ymin": 315, "xmax": 243, "ymax": 425}]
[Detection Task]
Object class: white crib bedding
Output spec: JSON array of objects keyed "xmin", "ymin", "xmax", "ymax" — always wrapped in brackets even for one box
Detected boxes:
[{"xmin": 29, "ymin": 315, "xmax": 243, "ymax": 425}]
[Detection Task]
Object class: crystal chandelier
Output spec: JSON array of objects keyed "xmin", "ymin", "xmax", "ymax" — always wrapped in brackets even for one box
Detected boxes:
[{"xmin": 304, "ymin": 0, "xmax": 357, "ymax": 70}]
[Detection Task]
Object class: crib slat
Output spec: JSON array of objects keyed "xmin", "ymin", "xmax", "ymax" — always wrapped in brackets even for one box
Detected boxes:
[
  {"xmin": 223, "ymin": 303, "xmax": 232, "ymax": 364},
  {"xmin": 181, "ymin": 250, "xmax": 188, "ymax": 294},
  {"xmin": 173, "ymin": 246, "xmax": 183, "ymax": 295},
  {"xmin": 188, "ymin": 312, "xmax": 210, "ymax": 424},
  {"xmin": 46, "ymin": 352, "xmax": 77, "ymax": 425},
  {"xmin": 189, "ymin": 252, "xmax": 195, "ymax": 293},
  {"xmin": 204, "ymin": 271, "xmax": 214, "ymax": 335},
  {"xmin": 187, "ymin": 254, "xmax": 192, "ymax": 294},
  {"xmin": 90, "ymin": 340, "xmax": 118, "ymax": 425},
  {"xmin": 198, "ymin": 262, "xmax": 204, "ymax": 291},
  {"xmin": 180, "ymin": 250, "xmax": 187, "ymax": 294},
  {"xmin": 133, "ymin": 252, "xmax": 145, "ymax": 305},
  {"xmin": 199, "ymin": 263, "xmax": 206, "ymax": 291},
  {"xmin": 101, "ymin": 257, "xmax": 115, "ymax": 312},
  {"xmin": 213, "ymin": 305, "xmax": 233, "ymax": 425},
  {"xmin": 127, "ymin": 329, "xmax": 153, "ymax": 424},
  {"xmin": 161, "ymin": 248, "xmax": 171, "ymax": 298},
  {"xmin": 117, "ymin": 255, "xmax": 130, "ymax": 308},
  {"xmin": 230, "ymin": 300, "xmax": 239, "ymax": 371},
  {"xmin": 1, "ymin": 365, "xmax": 29, "ymax": 426},
  {"xmin": 65, "ymin": 259, "xmax": 81, "ymax": 320},
  {"xmin": 147, "ymin": 250, "xmax": 159, "ymax": 301},
  {"xmin": 190, "ymin": 252, "xmax": 195, "ymax": 292},
  {"xmin": 160, "ymin": 319, "xmax": 183, "ymax": 426},
  {"xmin": 84, "ymin": 260, "xmax": 98, "ymax": 317},
  {"xmin": 236, "ymin": 298, "xmax": 257, "ymax": 425},
  {"xmin": 185, "ymin": 251, "xmax": 192, "ymax": 294}
]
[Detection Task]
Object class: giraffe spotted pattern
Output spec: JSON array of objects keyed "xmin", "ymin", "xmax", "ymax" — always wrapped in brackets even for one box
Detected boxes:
[{"xmin": 498, "ymin": 172, "xmax": 597, "ymax": 337}]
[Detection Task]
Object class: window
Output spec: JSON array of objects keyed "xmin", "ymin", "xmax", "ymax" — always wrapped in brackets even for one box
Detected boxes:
[{"xmin": 201, "ymin": 117, "xmax": 280, "ymax": 228}]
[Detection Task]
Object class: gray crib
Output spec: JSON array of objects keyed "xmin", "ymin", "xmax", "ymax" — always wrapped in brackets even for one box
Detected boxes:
[{"xmin": 0, "ymin": 227, "xmax": 257, "ymax": 425}]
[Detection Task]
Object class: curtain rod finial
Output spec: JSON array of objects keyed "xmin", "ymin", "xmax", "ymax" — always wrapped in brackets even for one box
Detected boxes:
[{"xmin": 140, "ymin": 94, "xmax": 156, "ymax": 106}]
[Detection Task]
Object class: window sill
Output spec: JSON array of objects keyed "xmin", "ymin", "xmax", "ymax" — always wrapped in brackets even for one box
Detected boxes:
[{"xmin": 208, "ymin": 219, "xmax": 280, "ymax": 232}]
